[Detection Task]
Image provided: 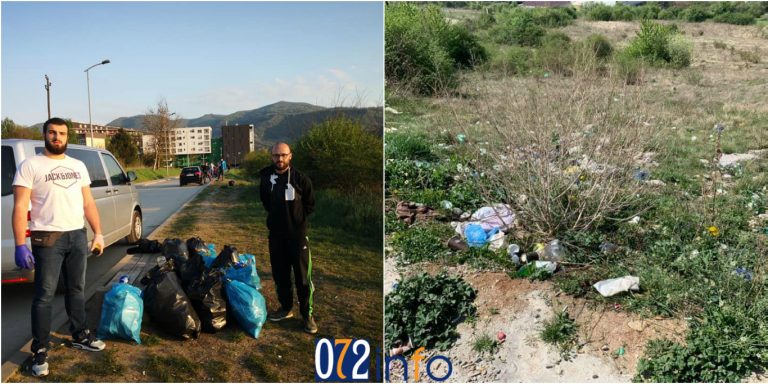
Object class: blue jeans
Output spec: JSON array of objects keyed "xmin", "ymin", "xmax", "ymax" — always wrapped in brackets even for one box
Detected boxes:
[{"xmin": 31, "ymin": 228, "xmax": 88, "ymax": 352}]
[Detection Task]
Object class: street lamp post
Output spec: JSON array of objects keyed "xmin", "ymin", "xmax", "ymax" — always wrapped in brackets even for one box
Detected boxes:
[{"xmin": 85, "ymin": 59, "xmax": 110, "ymax": 147}]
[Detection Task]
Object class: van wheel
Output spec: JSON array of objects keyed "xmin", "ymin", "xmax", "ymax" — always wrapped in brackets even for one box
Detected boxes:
[{"xmin": 126, "ymin": 210, "xmax": 142, "ymax": 244}]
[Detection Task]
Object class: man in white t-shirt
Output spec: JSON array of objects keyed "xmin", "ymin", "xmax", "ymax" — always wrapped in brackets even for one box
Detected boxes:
[{"xmin": 12, "ymin": 118, "xmax": 107, "ymax": 377}]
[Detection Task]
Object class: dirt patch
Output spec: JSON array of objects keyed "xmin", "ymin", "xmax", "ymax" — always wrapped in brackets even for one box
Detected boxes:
[{"xmin": 387, "ymin": 268, "xmax": 687, "ymax": 382}]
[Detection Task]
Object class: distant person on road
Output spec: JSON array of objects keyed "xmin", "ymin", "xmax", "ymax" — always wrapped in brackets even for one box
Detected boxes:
[
  {"xmin": 218, "ymin": 159, "xmax": 226, "ymax": 181},
  {"xmin": 259, "ymin": 142, "xmax": 317, "ymax": 334},
  {"xmin": 12, "ymin": 117, "xmax": 107, "ymax": 377}
]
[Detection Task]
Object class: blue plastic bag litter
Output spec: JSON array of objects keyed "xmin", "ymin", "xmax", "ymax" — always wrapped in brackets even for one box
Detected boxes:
[
  {"xmin": 225, "ymin": 254, "xmax": 261, "ymax": 289},
  {"xmin": 96, "ymin": 282, "xmax": 143, "ymax": 344},
  {"xmin": 465, "ymin": 224, "xmax": 500, "ymax": 248},
  {"xmin": 225, "ymin": 279, "xmax": 267, "ymax": 338}
]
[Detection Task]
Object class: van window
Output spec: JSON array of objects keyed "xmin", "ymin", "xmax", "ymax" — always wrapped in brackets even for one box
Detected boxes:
[
  {"xmin": 67, "ymin": 148, "xmax": 108, "ymax": 188},
  {"xmin": 101, "ymin": 153, "xmax": 127, "ymax": 186},
  {"xmin": 2, "ymin": 146, "xmax": 16, "ymax": 196}
]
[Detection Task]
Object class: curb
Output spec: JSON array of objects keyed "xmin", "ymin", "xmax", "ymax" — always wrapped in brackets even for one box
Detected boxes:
[{"xmin": 0, "ymin": 181, "xmax": 207, "ymax": 382}]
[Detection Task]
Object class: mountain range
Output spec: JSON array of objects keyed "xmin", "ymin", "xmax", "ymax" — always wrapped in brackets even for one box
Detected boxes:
[{"xmin": 107, "ymin": 101, "xmax": 383, "ymax": 146}]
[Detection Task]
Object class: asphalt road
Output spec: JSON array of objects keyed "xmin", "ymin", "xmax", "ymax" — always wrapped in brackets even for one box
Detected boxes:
[{"xmin": 1, "ymin": 177, "xmax": 207, "ymax": 363}]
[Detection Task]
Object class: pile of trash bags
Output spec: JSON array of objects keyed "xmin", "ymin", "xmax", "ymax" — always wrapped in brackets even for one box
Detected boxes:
[{"xmin": 96, "ymin": 236, "xmax": 267, "ymax": 344}]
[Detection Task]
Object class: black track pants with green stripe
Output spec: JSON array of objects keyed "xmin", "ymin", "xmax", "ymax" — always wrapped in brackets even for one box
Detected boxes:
[{"xmin": 269, "ymin": 234, "xmax": 314, "ymax": 319}]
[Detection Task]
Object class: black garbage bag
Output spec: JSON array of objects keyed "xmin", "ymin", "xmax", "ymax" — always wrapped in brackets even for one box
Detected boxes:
[
  {"xmin": 210, "ymin": 245, "xmax": 239, "ymax": 270},
  {"xmin": 140, "ymin": 260, "xmax": 201, "ymax": 339},
  {"xmin": 127, "ymin": 239, "xmax": 162, "ymax": 254},
  {"xmin": 163, "ymin": 238, "xmax": 190, "ymax": 285},
  {"xmin": 183, "ymin": 237, "xmax": 207, "ymax": 284},
  {"xmin": 187, "ymin": 270, "xmax": 227, "ymax": 333}
]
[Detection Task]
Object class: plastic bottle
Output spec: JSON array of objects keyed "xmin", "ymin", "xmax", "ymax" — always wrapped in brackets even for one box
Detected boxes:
[
  {"xmin": 119, "ymin": 275, "xmax": 129, "ymax": 284},
  {"xmin": 542, "ymin": 239, "xmax": 566, "ymax": 262}
]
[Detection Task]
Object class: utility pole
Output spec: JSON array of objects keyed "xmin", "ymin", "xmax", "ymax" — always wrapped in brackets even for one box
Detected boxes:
[{"xmin": 44, "ymin": 75, "xmax": 52, "ymax": 119}]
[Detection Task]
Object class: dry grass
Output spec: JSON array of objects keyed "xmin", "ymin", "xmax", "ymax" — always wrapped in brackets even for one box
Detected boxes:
[{"xmin": 10, "ymin": 180, "xmax": 382, "ymax": 383}]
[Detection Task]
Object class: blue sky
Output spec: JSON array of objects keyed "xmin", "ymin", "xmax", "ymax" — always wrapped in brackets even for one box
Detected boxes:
[{"xmin": 2, "ymin": 2, "xmax": 384, "ymax": 126}]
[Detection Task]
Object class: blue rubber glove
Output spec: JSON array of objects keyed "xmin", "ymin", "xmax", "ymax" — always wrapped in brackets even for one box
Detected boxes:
[{"xmin": 15, "ymin": 245, "xmax": 35, "ymax": 270}]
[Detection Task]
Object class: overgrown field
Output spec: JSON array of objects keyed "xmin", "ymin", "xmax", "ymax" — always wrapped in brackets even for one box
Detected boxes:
[{"xmin": 385, "ymin": 4, "xmax": 767, "ymax": 382}]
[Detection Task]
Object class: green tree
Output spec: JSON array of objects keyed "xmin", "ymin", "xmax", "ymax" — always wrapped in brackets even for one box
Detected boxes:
[
  {"xmin": 293, "ymin": 115, "xmax": 382, "ymax": 192},
  {"xmin": 107, "ymin": 128, "xmax": 138, "ymax": 166},
  {"xmin": 1, "ymin": 118, "xmax": 17, "ymax": 138},
  {"xmin": 62, "ymin": 118, "xmax": 79, "ymax": 144},
  {"xmin": 1, "ymin": 118, "xmax": 42, "ymax": 140}
]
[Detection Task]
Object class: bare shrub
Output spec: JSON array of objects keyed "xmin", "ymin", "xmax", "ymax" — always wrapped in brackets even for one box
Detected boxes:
[{"xmin": 441, "ymin": 72, "xmax": 661, "ymax": 237}]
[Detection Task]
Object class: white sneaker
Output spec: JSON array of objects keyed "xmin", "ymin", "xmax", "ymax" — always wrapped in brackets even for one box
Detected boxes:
[
  {"xmin": 31, "ymin": 348, "xmax": 49, "ymax": 377},
  {"xmin": 72, "ymin": 329, "xmax": 106, "ymax": 352}
]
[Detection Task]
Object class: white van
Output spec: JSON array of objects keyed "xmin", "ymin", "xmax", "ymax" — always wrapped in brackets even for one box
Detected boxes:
[{"xmin": 1, "ymin": 139, "xmax": 143, "ymax": 284}]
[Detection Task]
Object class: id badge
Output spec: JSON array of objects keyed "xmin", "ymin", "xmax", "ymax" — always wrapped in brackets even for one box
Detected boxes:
[{"xmin": 285, "ymin": 184, "xmax": 295, "ymax": 201}]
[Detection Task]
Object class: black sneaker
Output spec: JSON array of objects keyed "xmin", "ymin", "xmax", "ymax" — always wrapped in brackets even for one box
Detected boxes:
[
  {"xmin": 304, "ymin": 316, "xmax": 318, "ymax": 334},
  {"xmin": 31, "ymin": 348, "xmax": 49, "ymax": 377},
  {"xmin": 72, "ymin": 329, "xmax": 105, "ymax": 352},
  {"xmin": 268, "ymin": 308, "xmax": 294, "ymax": 322}
]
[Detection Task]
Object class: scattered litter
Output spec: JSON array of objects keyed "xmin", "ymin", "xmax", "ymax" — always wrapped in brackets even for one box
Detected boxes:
[
  {"xmin": 385, "ymin": 107, "xmax": 401, "ymax": 114},
  {"xmin": 497, "ymin": 331, "xmax": 506, "ymax": 343},
  {"xmin": 507, "ymin": 244, "xmax": 521, "ymax": 266},
  {"xmin": 534, "ymin": 261, "xmax": 557, "ymax": 274},
  {"xmin": 390, "ymin": 337, "xmax": 414, "ymax": 356},
  {"xmin": 447, "ymin": 235, "xmax": 469, "ymax": 251},
  {"xmin": 440, "ymin": 200, "xmax": 453, "ymax": 210},
  {"xmin": 633, "ymin": 169, "xmax": 650, "ymax": 181},
  {"xmin": 396, "ymin": 201, "xmax": 439, "ymax": 225},
  {"xmin": 645, "ymin": 179, "xmax": 667, "ymax": 187},
  {"xmin": 541, "ymin": 239, "xmax": 566, "ymax": 262},
  {"xmin": 465, "ymin": 224, "xmax": 499, "ymax": 248},
  {"xmin": 487, "ymin": 230, "xmax": 505, "ymax": 251},
  {"xmin": 629, "ymin": 216, "xmax": 641, "ymax": 225},
  {"xmin": 707, "ymin": 226, "xmax": 720, "ymax": 237},
  {"xmin": 457, "ymin": 134, "xmax": 466, "ymax": 143},
  {"xmin": 455, "ymin": 204, "xmax": 516, "ymax": 234},
  {"xmin": 733, "ymin": 267, "xmax": 753, "ymax": 281},
  {"xmin": 599, "ymin": 242, "xmax": 620, "ymax": 255},
  {"xmin": 615, "ymin": 346, "xmax": 625, "ymax": 356},
  {"xmin": 593, "ymin": 276, "xmax": 640, "ymax": 297},
  {"xmin": 613, "ymin": 303, "xmax": 622, "ymax": 312}
]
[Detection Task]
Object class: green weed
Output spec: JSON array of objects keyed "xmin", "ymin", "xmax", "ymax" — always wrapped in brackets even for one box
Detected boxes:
[
  {"xmin": 540, "ymin": 310, "xmax": 579, "ymax": 358},
  {"xmin": 385, "ymin": 273, "xmax": 477, "ymax": 350},
  {"xmin": 472, "ymin": 334, "xmax": 499, "ymax": 356}
]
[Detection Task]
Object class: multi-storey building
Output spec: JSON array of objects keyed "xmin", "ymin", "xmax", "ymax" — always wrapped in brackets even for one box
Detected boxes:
[
  {"xmin": 70, "ymin": 121, "xmax": 143, "ymax": 151},
  {"xmin": 144, "ymin": 126, "xmax": 212, "ymax": 167},
  {"xmin": 221, "ymin": 124, "xmax": 255, "ymax": 167}
]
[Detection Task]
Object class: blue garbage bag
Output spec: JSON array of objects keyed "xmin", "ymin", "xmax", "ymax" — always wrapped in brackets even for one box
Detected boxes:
[
  {"xmin": 225, "ymin": 279, "xmax": 267, "ymax": 338},
  {"xmin": 202, "ymin": 244, "xmax": 217, "ymax": 269},
  {"xmin": 96, "ymin": 282, "xmax": 143, "ymax": 344},
  {"xmin": 225, "ymin": 253, "xmax": 261, "ymax": 289},
  {"xmin": 465, "ymin": 224, "xmax": 488, "ymax": 248}
]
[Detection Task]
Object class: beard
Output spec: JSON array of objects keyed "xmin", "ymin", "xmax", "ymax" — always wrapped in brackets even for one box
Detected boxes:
[
  {"xmin": 274, "ymin": 160, "xmax": 290, "ymax": 172},
  {"xmin": 45, "ymin": 139, "xmax": 67, "ymax": 155}
]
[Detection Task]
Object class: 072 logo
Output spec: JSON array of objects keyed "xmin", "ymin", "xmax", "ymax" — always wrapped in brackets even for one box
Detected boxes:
[
  {"xmin": 314, "ymin": 338, "xmax": 453, "ymax": 382},
  {"xmin": 314, "ymin": 338, "xmax": 377, "ymax": 382}
]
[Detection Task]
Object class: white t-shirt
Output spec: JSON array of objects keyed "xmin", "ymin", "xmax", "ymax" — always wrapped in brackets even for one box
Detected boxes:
[{"xmin": 12, "ymin": 154, "xmax": 92, "ymax": 231}]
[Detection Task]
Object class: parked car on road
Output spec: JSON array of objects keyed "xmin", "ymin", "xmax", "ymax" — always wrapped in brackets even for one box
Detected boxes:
[
  {"xmin": 1, "ymin": 139, "xmax": 143, "ymax": 284},
  {"xmin": 179, "ymin": 166, "xmax": 207, "ymax": 186}
]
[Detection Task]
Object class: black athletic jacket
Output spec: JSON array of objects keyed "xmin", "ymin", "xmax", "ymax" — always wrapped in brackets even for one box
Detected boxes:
[{"xmin": 259, "ymin": 165, "xmax": 315, "ymax": 236}]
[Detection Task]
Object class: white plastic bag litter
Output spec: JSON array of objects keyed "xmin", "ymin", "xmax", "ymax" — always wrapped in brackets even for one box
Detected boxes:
[
  {"xmin": 454, "ymin": 204, "xmax": 516, "ymax": 238},
  {"xmin": 487, "ymin": 230, "xmax": 505, "ymax": 251},
  {"xmin": 593, "ymin": 276, "xmax": 640, "ymax": 297}
]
